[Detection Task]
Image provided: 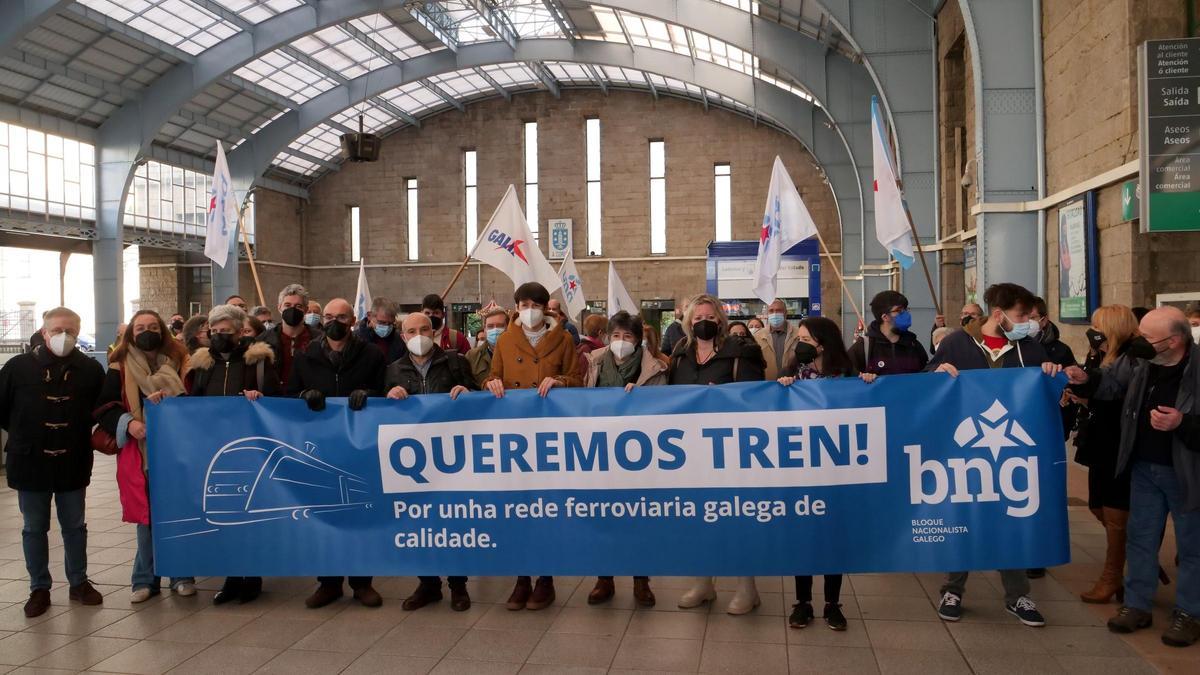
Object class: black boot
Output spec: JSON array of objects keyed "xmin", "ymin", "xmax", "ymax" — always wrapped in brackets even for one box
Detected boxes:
[
  {"xmin": 213, "ymin": 577, "xmax": 243, "ymax": 605},
  {"xmin": 239, "ymin": 577, "xmax": 263, "ymax": 604}
]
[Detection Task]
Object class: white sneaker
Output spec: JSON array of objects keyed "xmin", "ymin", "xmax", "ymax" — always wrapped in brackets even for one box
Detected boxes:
[
  {"xmin": 130, "ymin": 588, "xmax": 154, "ymax": 603},
  {"xmin": 677, "ymin": 577, "xmax": 717, "ymax": 608},
  {"xmin": 727, "ymin": 577, "xmax": 760, "ymax": 615},
  {"xmin": 173, "ymin": 582, "xmax": 196, "ymax": 597}
]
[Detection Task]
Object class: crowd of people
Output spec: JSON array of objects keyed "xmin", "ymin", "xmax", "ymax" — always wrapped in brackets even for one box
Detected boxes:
[{"xmin": 1, "ymin": 278, "xmax": 1196, "ymax": 649}]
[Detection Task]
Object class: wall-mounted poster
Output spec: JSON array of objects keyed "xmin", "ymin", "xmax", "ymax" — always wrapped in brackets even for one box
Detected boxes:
[
  {"xmin": 963, "ymin": 239, "xmax": 977, "ymax": 307},
  {"xmin": 1057, "ymin": 193, "xmax": 1099, "ymax": 323}
]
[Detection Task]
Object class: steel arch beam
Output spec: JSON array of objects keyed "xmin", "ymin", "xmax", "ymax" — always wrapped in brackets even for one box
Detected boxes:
[{"xmin": 0, "ymin": 0, "xmax": 71, "ymax": 53}]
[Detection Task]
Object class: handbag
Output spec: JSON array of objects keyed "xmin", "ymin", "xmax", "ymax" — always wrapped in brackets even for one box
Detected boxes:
[{"xmin": 91, "ymin": 401, "xmax": 124, "ymax": 456}]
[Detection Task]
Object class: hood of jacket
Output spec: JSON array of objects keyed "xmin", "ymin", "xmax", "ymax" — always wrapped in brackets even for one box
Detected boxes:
[{"xmin": 189, "ymin": 341, "xmax": 275, "ymax": 371}]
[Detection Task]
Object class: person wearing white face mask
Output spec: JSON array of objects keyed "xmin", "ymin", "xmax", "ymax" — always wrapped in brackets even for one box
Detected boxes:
[
  {"xmin": 1187, "ymin": 307, "xmax": 1200, "ymax": 345},
  {"xmin": 384, "ymin": 312, "xmax": 476, "ymax": 612},
  {"xmin": 753, "ymin": 298, "xmax": 802, "ymax": 380},
  {"xmin": 925, "ymin": 283, "xmax": 1062, "ymax": 628},
  {"xmin": 0, "ymin": 307, "xmax": 106, "ymax": 619},
  {"xmin": 484, "ymin": 282, "xmax": 581, "ymax": 611},
  {"xmin": 582, "ymin": 311, "xmax": 668, "ymax": 608}
]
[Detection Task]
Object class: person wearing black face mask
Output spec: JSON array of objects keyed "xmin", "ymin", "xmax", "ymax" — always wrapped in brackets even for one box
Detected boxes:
[
  {"xmin": 169, "ymin": 314, "xmax": 185, "ymax": 338},
  {"xmin": 287, "ymin": 298, "xmax": 385, "ymax": 610},
  {"xmin": 421, "ymin": 293, "xmax": 471, "ymax": 355},
  {"xmin": 1067, "ymin": 307, "xmax": 1200, "ymax": 647},
  {"xmin": 257, "ymin": 284, "xmax": 324, "ymax": 392},
  {"xmin": 668, "ymin": 294, "xmax": 765, "ymax": 616},
  {"xmin": 183, "ymin": 304, "xmax": 277, "ymax": 606}
]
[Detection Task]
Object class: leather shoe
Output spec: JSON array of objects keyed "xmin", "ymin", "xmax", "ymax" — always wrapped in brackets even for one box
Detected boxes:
[
  {"xmin": 353, "ymin": 585, "xmax": 383, "ymax": 607},
  {"xmin": 506, "ymin": 577, "xmax": 532, "ymax": 611},
  {"xmin": 305, "ymin": 583, "xmax": 343, "ymax": 609},
  {"xmin": 402, "ymin": 582, "xmax": 443, "ymax": 611},
  {"xmin": 449, "ymin": 583, "xmax": 471, "ymax": 612},
  {"xmin": 526, "ymin": 576, "xmax": 555, "ymax": 611},
  {"xmin": 213, "ymin": 578, "xmax": 243, "ymax": 606},
  {"xmin": 24, "ymin": 588, "xmax": 51, "ymax": 618},
  {"xmin": 588, "ymin": 578, "xmax": 615, "ymax": 605},
  {"xmin": 633, "ymin": 578, "xmax": 656, "ymax": 607},
  {"xmin": 69, "ymin": 581, "xmax": 103, "ymax": 606}
]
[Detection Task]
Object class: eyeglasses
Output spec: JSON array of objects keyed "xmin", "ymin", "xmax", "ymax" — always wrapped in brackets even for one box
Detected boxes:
[{"xmin": 323, "ymin": 314, "xmax": 352, "ymax": 322}]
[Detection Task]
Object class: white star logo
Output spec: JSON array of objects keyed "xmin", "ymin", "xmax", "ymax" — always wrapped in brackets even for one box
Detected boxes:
[{"xmin": 973, "ymin": 420, "xmax": 1019, "ymax": 461}]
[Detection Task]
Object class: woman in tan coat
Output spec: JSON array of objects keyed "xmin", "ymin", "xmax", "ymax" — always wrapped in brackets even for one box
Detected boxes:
[{"xmin": 485, "ymin": 282, "xmax": 580, "ymax": 611}]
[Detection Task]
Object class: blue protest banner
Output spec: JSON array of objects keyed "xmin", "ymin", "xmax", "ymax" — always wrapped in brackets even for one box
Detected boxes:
[{"xmin": 146, "ymin": 368, "xmax": 1070, "ymax": 577}]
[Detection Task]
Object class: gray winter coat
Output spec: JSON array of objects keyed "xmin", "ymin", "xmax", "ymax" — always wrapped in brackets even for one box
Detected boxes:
[{"xmin": 1076, "ymin": 344, "xmax": 1200, "ymax": 512}]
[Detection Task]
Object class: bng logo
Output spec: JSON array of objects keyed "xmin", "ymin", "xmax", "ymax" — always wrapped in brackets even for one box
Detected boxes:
[{"xmin": 905, "ymin": 400, "xmax": 1040, "ymax": 517}]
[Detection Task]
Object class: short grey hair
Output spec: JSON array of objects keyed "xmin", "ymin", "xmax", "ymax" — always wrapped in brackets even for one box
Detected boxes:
[
  {"xmin": 250, "ymin": 305, "xmax": 270, "ymax": 317},
  {"xmin": 277, "ymin": 283, "xmax": 308, "ymax": 307},
  {"xmin": 371, "ymin": 296, "xmax": 398, "ymax": 318},
  {"xmin": 208, "ymin": 303, "xmax": 247, "ymax": 330}
]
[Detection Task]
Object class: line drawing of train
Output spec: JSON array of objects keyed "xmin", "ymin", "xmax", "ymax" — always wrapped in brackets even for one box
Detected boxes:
[{"xmin": 201, "ymin": 436, "xmax": 373, "ymax": 526}]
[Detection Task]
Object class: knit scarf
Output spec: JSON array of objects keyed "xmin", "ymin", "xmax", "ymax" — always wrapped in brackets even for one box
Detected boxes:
[
  {"xmin": 597, "ymin": 347, "xmax": 643, "ymax": 387},
  {"xmin": 122, "ymin": 346, "xmax": 186, "ymax": 459}
]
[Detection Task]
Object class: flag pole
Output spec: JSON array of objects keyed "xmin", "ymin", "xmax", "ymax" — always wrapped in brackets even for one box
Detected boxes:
[
  {"xmin": 811, "ymin": 228, "xmax": 865, "ymax": 329},
  {"xmin": 897, "ymin": 180, "xmax": 943, "ymax": 316},
  {"xmin": 441, "ymin": 255, "xmax": 472, "ymax": 300},
  {"xmin": 237, "ymin": 202, "xmax": 265, "ymax": 307}
]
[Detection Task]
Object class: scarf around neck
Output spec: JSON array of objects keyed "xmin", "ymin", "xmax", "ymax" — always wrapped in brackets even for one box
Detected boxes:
[{"xmin": 597, "ymin": 347, "xmax": 643, "ymax": 387}]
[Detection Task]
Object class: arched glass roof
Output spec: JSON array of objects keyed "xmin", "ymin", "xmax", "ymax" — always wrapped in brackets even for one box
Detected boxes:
[{"xmin": 2, "ymin": 1, "xmax": 855, "ymax": 187}]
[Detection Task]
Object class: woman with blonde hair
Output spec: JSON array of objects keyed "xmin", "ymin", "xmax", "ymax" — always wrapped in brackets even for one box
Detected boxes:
[
  {"xmin": 94, "ymin": 310, "xmax": 192, "ymax": 602},
  {"xmin": 668, "ymin": 294, "xmax": 766, "ymax": 614},
  {"xmin": 1074, "ymin": 304, "xmax": 1142, "ymax": 603}
]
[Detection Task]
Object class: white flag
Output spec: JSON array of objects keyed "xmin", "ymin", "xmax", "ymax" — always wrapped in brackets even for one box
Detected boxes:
[
  {"xmin": 557, "ymin": 250, "xmax": 587, "ymax": 320},
  {"xmin": 469, "ymin": 185, "xmax": 560, "ymax": 292},
  {"xmin": 607, "ymin": 261, "xmax": 638, "ymax": 317},
  {"xmin": 354, "ymin": 258, "xmax": 372, "ymax": 322},
  {"xmin": 204, "ymin": 140, "xmax": 240, "ymax": 267},
  {"xmin": 752, "ymin": 156, "xmax": 819, "ymax": 304},
  {"xmin": 872, "ymin": 96, "xmax": 915, "ymax": 268}
]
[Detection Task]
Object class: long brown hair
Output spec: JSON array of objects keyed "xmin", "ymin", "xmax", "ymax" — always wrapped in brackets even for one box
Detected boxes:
[
  {"xmin": 1091, "ymin": 304, "xmax": 1139, "ymax": 367},
  {"xmin": 110, "ymin": 309, "xmax": 189, "ymax": 370}
]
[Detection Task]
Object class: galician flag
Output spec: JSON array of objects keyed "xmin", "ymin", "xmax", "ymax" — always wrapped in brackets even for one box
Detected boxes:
[
  {"xmin": 204, "ymin": 140, "xmax": 239, "ymax": 267},
  {"xmin": 872, "ymin": 96, "xmax": 915, "ymax": 268},
  {"xmin": 607, "ymin": 261, "xmax": 638, "ymax": 317},
  {"xmin": 469, "ymin": 185, "xmax": 560, "ymax": 292},
  {"xmin": 354, "ymin": 258, "xmax": 372, "ymax": 322},
  {"xmin": 752, "ymin": 156, "xmax": 819, "ymax": 304},
  {"xmin": 557, "ymin": 250, "xmax": 587, "ymax": 320}
]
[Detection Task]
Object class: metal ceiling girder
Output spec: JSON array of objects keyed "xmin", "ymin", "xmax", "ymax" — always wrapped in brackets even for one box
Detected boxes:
[
  {"xmin": 407, "ymin": 2, "xmax": 461, "ymax": 52},
  {"xmin": 465, "ymin": 1, "xmax": 519, "ymax": 50},
  {"xmin": 527, "ymin": 60, "xmax": 560, "ymax": 98},
  {"xmin": 0, "ymin": 0, "xmax": 72, "ymax": 53},
  {"xmin": 959, "ymin": 0, "xmax": 1039, "ymax": 297},
  {"xmin": 474, "ymin": 66, "xmax": 511, "ymax": 101}
]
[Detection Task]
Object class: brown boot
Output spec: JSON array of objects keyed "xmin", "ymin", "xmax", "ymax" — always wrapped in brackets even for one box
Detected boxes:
[
  {"xmin": 1082, "ymin": 508, "xmax": 1128, "ymax": 603},
  {"xmin": 402, "ymin": 580, "xmax": 443, "ymax": 611},
  {"xmin": 526, "ymin": 576, "xmax": 556, "ymax": 610},
  {"xmin": 506, "ymin": 577, "xmax": 532, "ymax": 611},
  {"xmin": 588, "ymin": 578, "xmax": 615, "ymax": 605},
  {"xmin": 305, "ymin": 583, "xmax": 343, "ymax": 609},
  {"xmin": 69, "ymin": 581, "xmax": 103, "ymax": 606},
  {"xmin": 449, "ymin": 581, "xmax": 471, "ymax": 612},
  {"xmin": 633, "ymin": 577, "xmax": 656, "ymax": 607},
  {"xmin": 24, "ymin": 589, "xmax": 51, "ymax": 618},
  {"xmin": 353, "ymin": 585, "xmax": 383, "ymax": 608}
]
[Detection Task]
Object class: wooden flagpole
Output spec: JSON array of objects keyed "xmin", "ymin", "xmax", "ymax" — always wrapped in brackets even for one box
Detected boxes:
[
  {"xmin": 811, "ymin": 228, "xmax": 865, "ymax": 329},
  {"xmin": 897, "ymin": 179, "xmax": 943, "ymax": 316},
  {"xmin": 440, "ymin": 255, "xmax": 473, "ymax": 300},
  {"xmin": 237, "ymin": 204, "xmax": 265, "ymax": 307}
]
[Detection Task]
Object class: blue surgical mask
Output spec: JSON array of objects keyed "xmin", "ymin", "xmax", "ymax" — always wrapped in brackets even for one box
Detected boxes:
[
  {"xmin": 304, "ymin": 312, "xmax": 320, "ymax": 327},
  {"xmin": 892, "ymin": 310, "xmax": 912, "ymax": 332},
  {"xmin": 486, "ymin": 327, "xmax": 503, "ymax": 347},
  {"xmin": 374, "ymin": 324, "xmax": 393, "ymax": 338},
  {"xmin": 1001, "ymin": 311, "xmax": 1034, "ymax": 341},
  {"xmin": 767, "ymin": 313, "xmax": 786, "ymax": 328}
]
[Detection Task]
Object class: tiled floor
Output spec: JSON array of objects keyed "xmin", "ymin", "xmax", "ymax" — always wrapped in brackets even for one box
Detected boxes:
[{"xmin": 0, "ymin": 456, "xmax": 1196, "ymax": 674}]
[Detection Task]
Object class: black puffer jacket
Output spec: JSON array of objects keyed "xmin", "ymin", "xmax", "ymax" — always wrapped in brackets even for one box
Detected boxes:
[
  {"xmin": 849, "ymin": 320, "xmax": 929, "ymax": 375},
  {"xmin": 384, "ymin": 346, "xmax": 478, "ymax": 396},
  {"xmin": 287, "ymin": 335, "xmax": 385, "ymax": 397},
  {"xmin": 187, "ymin": 342, "xmax": 280, "ymax": 397},
  {"xmin": 0, "ymin": 347, "xmax": 105, "ymax": 492},
  {"xmin": 354, "ymin": 322, "xmax": 407, "ymax": 364},
  {"xmin": 668, "ymin": 335, "xmax": 765, "ymax": 385}
]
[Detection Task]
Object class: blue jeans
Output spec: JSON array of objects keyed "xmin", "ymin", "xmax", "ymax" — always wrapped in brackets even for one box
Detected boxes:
[
  {"xmin": 1125, "ymin": 461, "xmax": 1200, "ymax": 615},
  {"xmin": 18, "ymin": 489, "xmax": 88, "ymax": 591},
  {"xmin": 133, "ymin": 523, "xmax": 193, "ymax": 591}
]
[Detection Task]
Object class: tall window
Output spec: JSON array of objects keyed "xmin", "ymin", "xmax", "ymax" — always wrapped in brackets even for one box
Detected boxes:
[
  {"xmin": 464, "ymin": 150, "xmax": 477, "ymax": 255},
  {"xmin": 524, "ymin": 122, "xmax": 539, "ymax": 239},
  {"xmin": 0, "ymin": 121, "xmax": 96, "ymax": 221},
  {"xmin": 126, "ymin": 160, "xmax": 254, "ymax": 243},
  {"xmin": 406, "ymin": 178, "xmax": 419, "ymax": 261},
  {"xmin": 586, "ymin": 118, "xmax": 601, "ymax": 255},
  {"xmin": 649, "ymin": 140, "xmax": 666, "ymax": 254},
  {"xmin": 349, "ymin": 205, "xmax": 361, "ymax": 262},
  {"xmin": 714, "ymin": 163, "xmax": 732, "ymax": 242}
]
